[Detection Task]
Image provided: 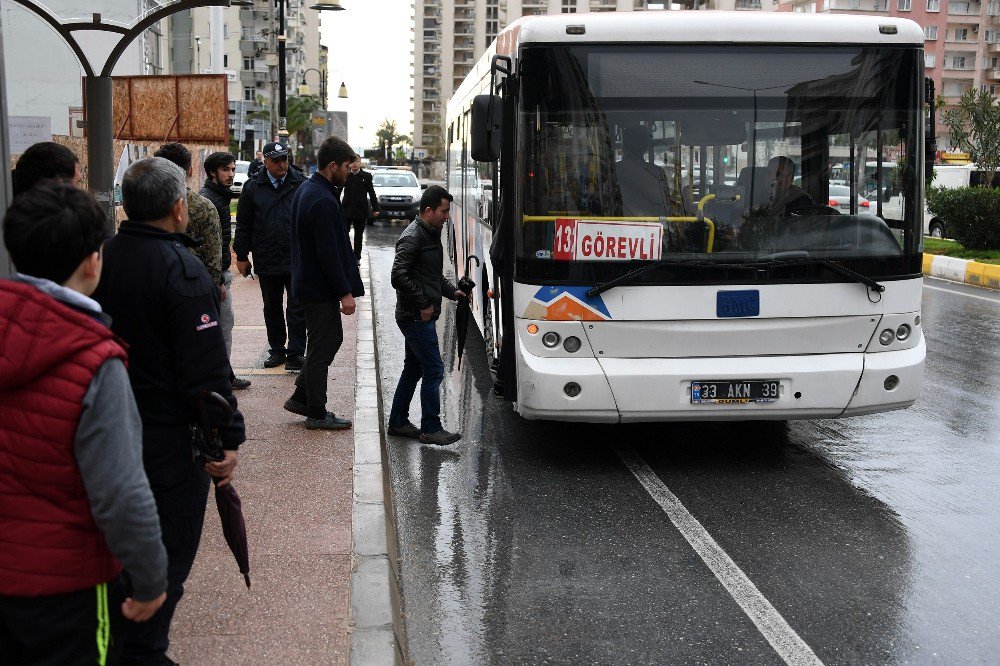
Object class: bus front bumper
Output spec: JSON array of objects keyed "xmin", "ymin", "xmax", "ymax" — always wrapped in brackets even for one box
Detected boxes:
[{"xmin": 514, "ymin": 340, "xmax": 925, "ymax": 423}]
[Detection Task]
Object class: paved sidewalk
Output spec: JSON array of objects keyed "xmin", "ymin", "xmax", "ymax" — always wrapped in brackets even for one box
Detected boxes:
[{"xmin": 169, "ymin": 270, "xmax": 357, "ymax": 664}]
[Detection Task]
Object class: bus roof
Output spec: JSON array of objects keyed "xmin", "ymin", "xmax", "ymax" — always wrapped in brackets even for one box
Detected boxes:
[
  {"xmin": 450, "ymin": 12, "xmax": 923, "ymax": 118},
  {"xmin": 505, "ymin": 12, "xmax": 923, "ymax": 48}
]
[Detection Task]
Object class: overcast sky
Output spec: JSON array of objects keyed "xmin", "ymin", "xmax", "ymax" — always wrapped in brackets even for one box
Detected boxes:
[{"xmin": 318, "ymin": 0, "xmax": 415, "ymax": 154}]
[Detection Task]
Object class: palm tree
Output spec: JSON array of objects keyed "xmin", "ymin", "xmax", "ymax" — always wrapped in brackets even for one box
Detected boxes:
[{"xmin": 375, "ymin": 119, "xmax": 411, "ymax": 165}]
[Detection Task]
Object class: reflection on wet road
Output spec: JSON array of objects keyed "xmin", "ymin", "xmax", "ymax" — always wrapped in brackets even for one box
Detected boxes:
[{"xmin": 366, "ymin": 224, "xmax": 1000, "ymax": 664}]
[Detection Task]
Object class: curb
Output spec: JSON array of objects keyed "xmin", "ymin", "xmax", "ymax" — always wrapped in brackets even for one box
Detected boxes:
[
  {"xmin": 349, "ymin": 253, "xmax": 402, "ymax": 666},
  {"xmin": 923, "ymin": 253, "xmax": 1000, "ymax": 290}
]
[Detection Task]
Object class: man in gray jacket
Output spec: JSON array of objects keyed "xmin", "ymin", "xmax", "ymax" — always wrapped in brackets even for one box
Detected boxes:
[{"xmin": 387, "ymin": 185, "xmax": 467, "ymax": 446}]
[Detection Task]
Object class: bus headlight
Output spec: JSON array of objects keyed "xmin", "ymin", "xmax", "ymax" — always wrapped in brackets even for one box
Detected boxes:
[
  {"xmin": 542, "ymin": 331, "xmax": 561, "ymax": 348},
  {"xmin": 563, "ymin": 336, "xmax": 582, "ymax": 353},
  {"xmin": 895, "ymin": 324, "xmax": 911, "ymax": 341},
  {"xmin": 879, "ymin": 329, "xmax": 895, "ymax": 346}
]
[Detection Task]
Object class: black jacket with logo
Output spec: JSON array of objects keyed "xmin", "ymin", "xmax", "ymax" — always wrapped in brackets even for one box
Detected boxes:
[
  {"xmin": 391, "ymin": 218, "xmax": 458, "ymax": 323},
  {"xmin": 92, "ymin": 223, "xmax": 245, "ymax": 492},
  {"xmin": 233, "ymin": 167, "xmax": 305, "ymax": 275},
  {"xmin": 341, "ymin": 169, "xmax": 380, "ymax": 220},
  {"xmin": 199, "ymin": 178, "xmax": 235, "ymax": 273}
]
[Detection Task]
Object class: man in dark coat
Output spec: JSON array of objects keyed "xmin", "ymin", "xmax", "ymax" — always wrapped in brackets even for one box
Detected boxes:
[
  {"xmin": 92, "ymin": 157, "xmax": 245, "ymax": 664},
  {"xmin": 233, "ymin": 141, "xmax": 307, "ymax": 371},
  {"xmin": 200, "ymin": 151, "xmax": 251, "ymax": 391},
  {"xmin": 341, "ymin": 160, "xmax": 380, "ymax": 261},
  {"xmin": 387, "ymin": 185, "xmax": 468, "ymax": 446},
  {"xmin": 283, "ymin": 137, "xmax": 364, "ymax": 430},
  {"xmin": 247, "ymin": 150, "xmax": 264, "ymax": 177}
]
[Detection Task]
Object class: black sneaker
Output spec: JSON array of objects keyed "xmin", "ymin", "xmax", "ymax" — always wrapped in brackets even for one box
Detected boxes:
[
  {"xmin": 387, "ymin": 421, "xmax": 421, "ymax": 439},
  {"xmin": 283, "ymin": 397, "xmax": 309, "ymax": 417},
  {"xmin": 231, "ymin": 377, "xmax": 252, "ymax": 390},
  {"xmin": 263, "ymin": 353, "xmax": 286, "ymax": 368},
  {"xmin": 285, "ymin": 354, "xmax": 304, "ymax": 372},
  {"xmin": 305, "ymin": 413, "xmax": 352, "ymax": 430},
  {"xmin": 419, "ymin": 429, "xmax": 462, "ymax": 446}
]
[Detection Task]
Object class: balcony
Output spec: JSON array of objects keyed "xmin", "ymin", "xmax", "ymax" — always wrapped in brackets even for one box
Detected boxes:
[
  {"xmin": 239, "ymin": 9, "xmax": 270, "ymax": 23},
  {"xmin": 991, "ymin": 39, "xmax": 1000, "ymax": 49},
  {"xmin": 947, "ymin": 3, "xmax": 983, "ymax": 14},
  {"xmin": 826, "ymin": 0, "xmax": 889, "ymax": 9},
  {"xmin": 240, "ymin": 69, "xmax": 269, "ymax": 84}
]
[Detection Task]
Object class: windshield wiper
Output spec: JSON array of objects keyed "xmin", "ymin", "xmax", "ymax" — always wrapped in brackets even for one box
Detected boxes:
[
  {"xmin": 586, "ymin": 255, "xmax": 884, "ymax": 298},
  {"xmin": 746, "ymin": 256, "xmax": 885, "ymax": 293},
  {"xmin": 586, "ymin": 260, "xmax": 725, "ymax": 298}
]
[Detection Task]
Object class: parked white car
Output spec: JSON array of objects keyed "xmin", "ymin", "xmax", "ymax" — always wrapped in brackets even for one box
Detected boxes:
[
  {"xmin": 231, "ymin": 160, "xmax": 251, "ymax": 194},
  {"xmin": 372, "ymin": 169, "xmax": 422, "ymax": 220}
]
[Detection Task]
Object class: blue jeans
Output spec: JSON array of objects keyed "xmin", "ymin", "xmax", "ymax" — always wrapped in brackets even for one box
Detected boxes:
[{"xmin": 389, "ymin": 320, "xmax": 445, "ymax": 434}]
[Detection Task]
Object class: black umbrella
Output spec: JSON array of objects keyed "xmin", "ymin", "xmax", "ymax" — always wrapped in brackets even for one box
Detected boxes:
[
  {"xmin": 456, "ymin": 255, "xmax": 479, "ymax": 370},
  {"xmin": 192, "ymin": 390, "xmax": 251, "ymax": 589}
]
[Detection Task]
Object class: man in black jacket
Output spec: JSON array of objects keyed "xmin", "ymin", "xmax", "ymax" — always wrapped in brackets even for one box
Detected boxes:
[
  {"xmin": 233, "ymin": 141, "xmax": 307, "ymax": 372},
  {"xmin": 283, "ymin": 137, "xmax": 364, "ymax": 430},
  {"xmin": 200, "ymin": 151, "xmax": 251, "ymax": 391},
  {"xmin": 92, "ymin": 157, "xmax": 245, "ymax": 664},
  {"xmin": 387, "ymin": 185, "xmax": 467, "ymax": 446},
  {"xmin": 341, "ymin": 160, "xmax": 380, "ymax": 261}
]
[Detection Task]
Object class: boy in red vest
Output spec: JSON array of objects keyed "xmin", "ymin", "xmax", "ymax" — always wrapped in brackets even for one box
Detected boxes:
[{"xmin": 0, "ymin": 181, "xmax": 167, "ymax": 665}]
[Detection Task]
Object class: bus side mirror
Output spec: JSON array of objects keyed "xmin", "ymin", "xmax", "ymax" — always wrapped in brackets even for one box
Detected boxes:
[{"xmin": 471, "ymin": 94, "xmax": 502, "ymax": 162}]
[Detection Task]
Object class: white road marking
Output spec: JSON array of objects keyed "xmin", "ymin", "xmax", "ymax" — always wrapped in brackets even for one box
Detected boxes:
[
  {"xmin": 613, "ymin": 443, "xmax": 824, "ymax": 666},
  {"xmin": 923, "ymin": 281, "xmax": 1000, "ymax": 305}
]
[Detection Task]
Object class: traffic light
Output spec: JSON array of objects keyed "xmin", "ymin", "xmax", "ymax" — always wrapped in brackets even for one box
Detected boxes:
[{"xmin": 722, "ymin": 152, "xmax": 731, "ymax": 166}]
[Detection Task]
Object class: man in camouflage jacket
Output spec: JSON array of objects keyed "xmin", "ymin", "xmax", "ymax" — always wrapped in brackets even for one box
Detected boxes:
[{"xmin": 154, "ymin": 144, "xmax": 224, "ymax": 295}]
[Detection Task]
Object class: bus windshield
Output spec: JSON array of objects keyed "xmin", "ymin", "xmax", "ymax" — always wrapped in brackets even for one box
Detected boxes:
[{"xmin": 517, "ymin": 44, "xmax": 922, "ymax": 285}]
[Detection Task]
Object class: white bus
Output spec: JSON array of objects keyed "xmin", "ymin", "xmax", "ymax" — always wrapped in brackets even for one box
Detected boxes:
[{"xmin": 446, "ymin": 12, "xmax": 926, "ymax": 422}]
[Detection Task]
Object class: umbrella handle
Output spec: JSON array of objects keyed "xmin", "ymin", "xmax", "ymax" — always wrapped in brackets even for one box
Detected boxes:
[
  {"xmin": 199, "ymin": 389, "xmax": 235, "ymax": 427},
  {"xmin": 465, "ymin": 254, "xmax": 480, "ymax": 278}
]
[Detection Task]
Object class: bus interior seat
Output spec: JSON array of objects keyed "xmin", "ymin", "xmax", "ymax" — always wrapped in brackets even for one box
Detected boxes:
[{"xmin": 736, "ymin": 167, "xmax": 773, "ymax": 208}]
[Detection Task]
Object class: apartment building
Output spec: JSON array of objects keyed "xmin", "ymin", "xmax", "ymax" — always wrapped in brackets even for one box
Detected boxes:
[
  {"xmin": 774, "ymin": 0, "xmax": 1000, "ymax": 149},
  {"xmin": 170, "ymin": 1, "xmax": 322, "ymax": 145},
  {"xmin": 412, "ymin": 0, "xmax": 765, "ymax": 160}
]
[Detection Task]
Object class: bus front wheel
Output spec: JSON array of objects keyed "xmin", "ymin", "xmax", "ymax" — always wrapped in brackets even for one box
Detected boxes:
[{"xmin": 929, "ymin": 221, "xmax": 945, "ymax": 238}]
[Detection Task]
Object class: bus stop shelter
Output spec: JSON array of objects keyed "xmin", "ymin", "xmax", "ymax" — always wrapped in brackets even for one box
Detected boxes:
[{"xmin": 0, "ymin": 0, "xmax": 246, "ymax": 278}]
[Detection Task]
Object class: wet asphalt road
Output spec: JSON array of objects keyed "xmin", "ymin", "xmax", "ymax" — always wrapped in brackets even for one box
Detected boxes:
[{"xmin": 364, "ymin": 222, "xmax": 1000, "ymax": 665}]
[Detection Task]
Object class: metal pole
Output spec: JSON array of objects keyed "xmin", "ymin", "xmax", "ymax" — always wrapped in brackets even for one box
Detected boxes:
[
  {"xmin": 278, "ymin": 0, "xmax": 287, "ymax": 135},
  {"xmin": 85, "ymin": 76, "xmax": 115, "ymax": 236},
  {"xmin": 0, "ymin": 8, "xmax": 13, "ymax": 276},
  {"xmin": 209, "ymin": 6, "xmax": 224, "ymax": 74}
]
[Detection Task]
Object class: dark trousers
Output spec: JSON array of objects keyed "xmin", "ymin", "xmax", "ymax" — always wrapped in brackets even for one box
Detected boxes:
[
  {"xmin": 257, "ymin": 273, "xmax": 306, "ymax": 358},
  {"xmin": 293, "ymin": 301, "xmax": 344, "ymax": 419},
  {"xmin": 347, "ymin": 217, "xmax": 366, "ymax": 260},
  {"xmin": 388, "ymin": 320, "xmax": 445, "ymax": 433},
  {"xmin": 0, "ymin": 576, "xmax": 127, "ymax": 665},
  {"xmin": 122, "ymin": 468, "xmax": 211, "ymax": 663}
]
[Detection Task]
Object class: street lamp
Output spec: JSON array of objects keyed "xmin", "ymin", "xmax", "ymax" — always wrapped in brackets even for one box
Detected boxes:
[
  {"xmin": 298, "ymin": 67, "xmax": 345, "ymax": 110},
  {"xmin": 310, "ymin": 1, "xmax": 346, "ymax": 10}
]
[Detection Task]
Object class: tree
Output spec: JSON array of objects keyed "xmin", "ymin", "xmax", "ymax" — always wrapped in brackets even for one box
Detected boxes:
[
  {"xmin": 285, "ymin": 95, "xmax": 322, "ymax": 136},
  {"xmin": 375, "ymin": 119, "xmax": 410, "ymax": 165},
  {"xmin": 940, "ymin": 89, "xmax": 1000, "ymax": 187}
]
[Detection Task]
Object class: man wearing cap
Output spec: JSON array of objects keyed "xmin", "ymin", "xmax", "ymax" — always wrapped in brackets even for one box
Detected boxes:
[{"xmin": 234, "ymin": 141, "xmax": 307, "ymax": 372}]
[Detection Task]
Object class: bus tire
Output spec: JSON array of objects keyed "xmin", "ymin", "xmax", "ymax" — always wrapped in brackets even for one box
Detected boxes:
[{"xmin": 929, "ymin": 221, "xmax": 945, "ymax": 238}]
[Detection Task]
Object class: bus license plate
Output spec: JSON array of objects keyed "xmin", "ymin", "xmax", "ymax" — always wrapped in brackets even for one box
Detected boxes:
[{"xmin": 690, "ymin": 380, "xmax": 780, "ymax": 404}]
